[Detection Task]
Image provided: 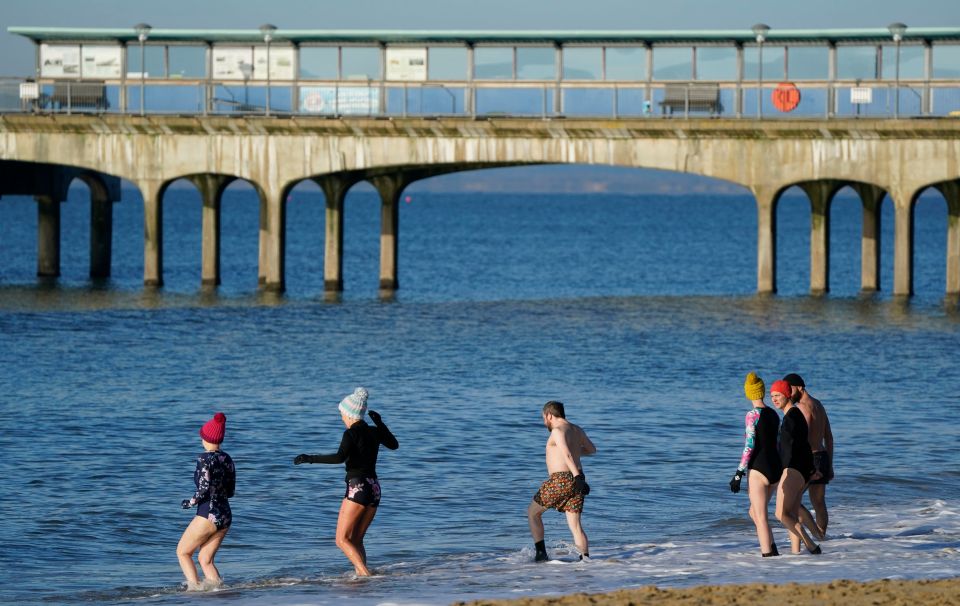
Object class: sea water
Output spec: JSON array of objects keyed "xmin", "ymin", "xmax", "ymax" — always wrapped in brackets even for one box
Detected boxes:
[{"xmin": 0, "ymin": 186, "xmax": 957, "ymax": 605}]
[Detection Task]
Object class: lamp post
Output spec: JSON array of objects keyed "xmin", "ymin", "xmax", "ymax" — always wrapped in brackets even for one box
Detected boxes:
[
  {"xmin": 888, "ymin": 22, "xmax": 907, "ymax": 118},
  {"xmin": 752, "ymin": 23, "xmax": 770, "ymax": 118},
  {"xmin": 259, "ymin": 23, "xmax": 277, "ymax": 116},
  {"xmin": 134, "ymin": 23, "xmax": 152, "ymax": 115}
]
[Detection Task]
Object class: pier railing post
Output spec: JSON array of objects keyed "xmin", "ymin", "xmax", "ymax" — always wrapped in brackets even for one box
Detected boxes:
[
  {"xmin": 36, "ymin": 195, "xmax": 62, "ymax": 278},
  {"xmin": 853, "ymin": 184, "xmax": 886, "ymax": 293},
  {"xmin": 752, "ymin": 186, "xmax": 779, "ymax": 294}
]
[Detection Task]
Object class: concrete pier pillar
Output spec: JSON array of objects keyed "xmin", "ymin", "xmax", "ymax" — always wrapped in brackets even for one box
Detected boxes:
[
  {"xmin": 371, "ymin": 175, "xmax": 406, "ymax": 291},
  {"xmin": 315, "ymin": 176, "xmax": 355, "ymax": 292},
  {"xmin": 89, "ymin": 191, "xmax": 113, "ymax": 279},
  {"xmin": 141, "ymin": 180, "xmax": 165, "ymax": 287},
  {"xmin": 36, "ymin": 195, "xmax": 61, "ymax": 277},
  {"xmin": 752, "ymin": 186, "xmax": 779, "ymax": 294},
  {"xmin": 258, "ymin": 187, "xmax": 286, "ymax": 292},
  {"xmin": 801, "ymin": 181, "xmax": 840, "ymax": 295},
  {"xmin": 189, "ymin": 175, "xmax": 233, "ymax": 287},
  {"xmin": 936, "ymin": 181, "xmax": 960, "ymax": 295},
  {"xmin": 852, "ymin": 184, "xmax": 886, "ymax": 292},
  {"xmin": 891, "ymin": 189, "xmax": 916, "ymax": 297}
]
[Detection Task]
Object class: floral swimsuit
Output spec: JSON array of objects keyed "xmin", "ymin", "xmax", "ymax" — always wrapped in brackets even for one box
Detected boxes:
[{"xmin": 185, "ymin": 450, "xmax": 236, "ymax": 530}]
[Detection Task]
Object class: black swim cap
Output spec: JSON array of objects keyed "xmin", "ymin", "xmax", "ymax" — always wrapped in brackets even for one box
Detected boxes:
[{"xmin": 783, "ymin": 373, "xmax": 805, "ymax": 388}]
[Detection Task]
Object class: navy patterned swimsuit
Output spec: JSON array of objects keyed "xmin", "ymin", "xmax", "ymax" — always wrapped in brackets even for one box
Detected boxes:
[{"xmin": 185, "ymin": 450, "xmax": 236, "ymax": 530}]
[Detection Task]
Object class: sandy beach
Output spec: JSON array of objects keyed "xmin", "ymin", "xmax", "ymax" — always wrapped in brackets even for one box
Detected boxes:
[{"xmin": 457, "ymin": 578, "xmax": 960, "ymax": 606}]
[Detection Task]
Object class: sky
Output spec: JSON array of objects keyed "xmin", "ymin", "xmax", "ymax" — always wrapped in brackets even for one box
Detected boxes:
[{"xmin": 1, "ymin": 0, "xmax": 957, "ymax": 77}]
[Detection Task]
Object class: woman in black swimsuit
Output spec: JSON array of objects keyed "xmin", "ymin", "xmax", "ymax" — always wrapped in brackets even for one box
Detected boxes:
[
  {"xmin": 730, "ymin": 372, "xmax": 783, "ymax": 556},
  {"xmin": 771, "ymin": 380, "xmax": 821, "ymax": 555},
  {"xmin": 294, "ymin": 388, "xmax": 399, "ymax": 576}
]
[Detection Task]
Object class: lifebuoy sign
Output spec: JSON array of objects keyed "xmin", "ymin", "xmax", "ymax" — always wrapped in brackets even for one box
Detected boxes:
[{"xmin": 772, "ymin": 82, "xmax": 800, "ymax": 113}]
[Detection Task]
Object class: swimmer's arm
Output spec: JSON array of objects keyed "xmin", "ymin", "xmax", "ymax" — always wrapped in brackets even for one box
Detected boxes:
[
  {"xmin": 779, "ymin": 414, "xmax": 795, "ymax": 469},
  {"xmin": 299, "ymin": 432, "xmax": 351, "ymax": 464},
  {"xmin": 580, "ymin": 431, "xmax": 597, "ymax": 456},
  {"xmin": 738, "ymin": 409, "xmax": 760, "ymax": 472},
  {"xmin": 369, "ymin": 410, "xmax": 399, "ymax": 450},
  {"xmin": 824, "ymin": 413, "xmax": 834, "ymax": 456},
  {"xmin": 554, "ymin": 428, "xmax": 581, "ymax": 476},
  {"xmin": 187, "ymin": 456, "xmax": 211, "ymax": 507}
]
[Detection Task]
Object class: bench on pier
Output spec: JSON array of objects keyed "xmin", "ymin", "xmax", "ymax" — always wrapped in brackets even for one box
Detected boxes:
[
  {"xmin": 49, "ymin": 81, "xmax": 109, "ymax": 111},
  {"xmin": 659, "ymin": 83, "xmax": 721, "ymax": 116}
]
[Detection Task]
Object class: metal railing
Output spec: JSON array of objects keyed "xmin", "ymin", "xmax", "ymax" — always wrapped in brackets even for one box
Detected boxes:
[{"xmin": 2, "ymin": 77, "xmax": 960, "ymax": 119}]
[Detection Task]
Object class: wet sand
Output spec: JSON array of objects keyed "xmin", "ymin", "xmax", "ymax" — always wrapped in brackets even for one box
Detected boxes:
[{"xmin": 456, "ymin": 578, "xmax": 960, "ymax": 606}]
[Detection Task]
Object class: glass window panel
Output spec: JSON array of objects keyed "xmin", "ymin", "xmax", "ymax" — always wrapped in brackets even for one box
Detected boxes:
[
  {"xmin": 341, "ymin": 47, "xmax": 380, "ymax": 80},
  {"xmin": 787, "ymin": 46, "xmax": 828, "ymax": 80},
  {"xmin": 837, "ymin": 45, "xmax": 879, "ymax": 80},
  {"xmin": 653, "ymin": 47, "xmax": 692, "ymax": 80},
  {"xmin": 881, "ymin": 45, "xmax": 925, "ymax": 79},
  {"xmin": 744, "ymin": 45, "xmax": 785, "ymax": 81},
  {"xmin": 168, "ymin": 46, "xmax": 206, "ymax": 79},
  {"xmin": 300, "ymin": 47, "xmax": 338, "ymax": 79},
  {"xmin": 563, "ymin": 47, "xmax": 601, "ymax": 80},
  {"xmin": 517, "ymin": 47, "xmax": 555, "ymax": 79},
  {"xmin": 474, "ymin": 47, "xmax": 513, "ymax": 80},
  {"xmin": 933, "ymin": 44, "xmax": 960, "ymax": 79},
  {"xmin": 605, "ymin": 46, "xmax": 645, "ymax": 80},
  {"xmin": 126, "ymin": 45, "xmax": 165, "ymax": 78},
  {"xmin": 696, "ymin": 46, "xmax": 736, "ymax": 80},
  {"xmin": 428, "ymin": 47, "xmax": 466, "ymax": 80}
]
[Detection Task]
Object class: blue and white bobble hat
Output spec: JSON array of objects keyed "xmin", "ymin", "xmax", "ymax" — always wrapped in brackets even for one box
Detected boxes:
[{"xmin": 339, "ymin": 387, "xmax": 369, "ymax": 420}]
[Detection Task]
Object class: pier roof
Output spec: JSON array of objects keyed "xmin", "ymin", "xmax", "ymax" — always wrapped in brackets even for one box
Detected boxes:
[{"xmin": 8, "ymin": 26, "xmax": 960, "ymax": 45}]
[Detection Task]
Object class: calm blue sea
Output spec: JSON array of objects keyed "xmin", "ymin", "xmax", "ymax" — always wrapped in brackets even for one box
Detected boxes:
[{"xmin": 0, "ymin": 182, "xmax": 958, "ymax": 605}]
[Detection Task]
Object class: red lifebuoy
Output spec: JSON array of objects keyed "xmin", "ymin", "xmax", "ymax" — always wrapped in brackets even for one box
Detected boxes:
[{"xmin": 772, "ymin": 83, "xmax": 801, "ymax": 113}]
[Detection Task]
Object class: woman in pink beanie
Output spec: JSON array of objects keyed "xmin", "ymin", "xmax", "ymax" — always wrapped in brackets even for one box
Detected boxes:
[{"xmin": 176, "ymin": 412, "xmax": 236, "ymax": 590}]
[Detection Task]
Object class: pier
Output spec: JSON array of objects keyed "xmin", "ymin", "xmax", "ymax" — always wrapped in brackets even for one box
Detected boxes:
[{"xmin": 1, "ymin": 27, "xmax": 959, "ymax": 296}]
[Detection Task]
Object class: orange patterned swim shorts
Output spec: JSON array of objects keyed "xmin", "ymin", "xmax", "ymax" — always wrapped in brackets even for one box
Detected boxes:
[{"xmin": 533, "ymin": 471, "xmax": 584, "ymax": 513}]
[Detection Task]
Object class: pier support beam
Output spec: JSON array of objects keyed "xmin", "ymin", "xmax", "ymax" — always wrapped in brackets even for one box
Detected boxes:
[
  {"xmin": 189, "ymin": 175, "xmax": 234, "ymax": 287},
  {"xmin": 316, "ymin": 176, "xmax": 358, "ymax": 292},
  {"xmin": 371, "ymin": 174, "xmax": 407, "ymax": 292},
  {"xmin": 36, "ymin": 195, "xmax": 61, "ymax": 277},
  {"xmin": 891, "ymin": 188, "xmax": 916, "ymax": 297},
  {"xmin": 936, "ymin": 181, "xmax": 960, "ymax": 296},
  {"xmin": 753, "ymin": 186, "xmax": 779, "ymax": 294},
  {"xmin": 801, "ymin": 181, "xmax": 841, "ymax": 296},
  {"xmin": 141, "ymin": 180, "xmax": 165, "ymax": 288},
  {"xmin": 89, "ymin": 185, "xmax": 113, "ymax": 280},
  {"xmin": 853, "ymin": 184, "xmax": 886, "ymax": 293},
  {"xmin": 258, "ymin": 186, "xmax": 286, "ymax": 292}
]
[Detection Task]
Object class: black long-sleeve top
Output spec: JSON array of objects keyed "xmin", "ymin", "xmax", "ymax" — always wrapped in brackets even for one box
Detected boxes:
[
  {"xmin": 303, "ymin": 418, "xmax": 398, "ymax": 480},
  {"xmin": 779, "ymin": 406, "xmax": 815, "ymax": 478}
]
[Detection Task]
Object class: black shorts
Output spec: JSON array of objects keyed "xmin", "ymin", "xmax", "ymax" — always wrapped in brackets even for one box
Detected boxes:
[
  {"xmin": 810, "ymin": 451, "xmax": 833, "ymax": 485},
  {"xmin": 344, "ymin": 477, "xmax": 381, "ymax": 507}
]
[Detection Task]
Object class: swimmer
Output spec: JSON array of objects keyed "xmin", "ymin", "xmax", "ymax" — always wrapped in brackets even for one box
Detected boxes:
[
  {"xmin": 527, "ymin": 401, "xmax": 596, "ymax": 562},
  {"xmin": 294, "ymin": 387, "xmax": 399, "ymax": 576},
  {"xmin": 177, "ymin": 412, "xmax": 236, "ymax": 590},
  {"xmin": 770, "ymin": 381, "xmax": 821, "ymax": 555},
  {"xmin": 730, "ymin": 372, "xmax": 783, "ymax": 557},
  {"xmin": 784, "ymin": 373, "xmax": 834, "ymax": 538}
]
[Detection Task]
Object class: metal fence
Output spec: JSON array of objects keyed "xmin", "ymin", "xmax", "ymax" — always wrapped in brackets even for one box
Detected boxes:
[{"xmin": 2, "ymin": 77, "xmax": 959, "ymax": 119}]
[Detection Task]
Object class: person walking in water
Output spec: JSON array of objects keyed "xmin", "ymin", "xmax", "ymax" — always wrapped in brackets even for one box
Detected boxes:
[
  {"xmin": 770, "ymin": 380, "xmax": 822, "ymax": 555},
  {"xmin": 528, "ymin": 401, "xmax": 596, "ymax": 562},
  {"xmin": 293, "ymin": 388, "xmax": 398, "ymax": 577},
  {"xmin": 177, "ymin": 412, "xmax": 236, "ymax": 590},
  {"xmin": 785, "ymin": 373, "xmax": 834, "ymax": 538},
  {"xmin": 729, "ymin": 372, "xmax": 783, "ymax": 557}
]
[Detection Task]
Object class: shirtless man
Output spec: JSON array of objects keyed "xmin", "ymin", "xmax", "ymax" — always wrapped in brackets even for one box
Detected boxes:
[
  {"xmin": 528, "ymin": 401, "xmax": 597, "ymax": 562},
  {"xmin": 784, "ymin": 373, "xmax": 834, "ymax": 537}
]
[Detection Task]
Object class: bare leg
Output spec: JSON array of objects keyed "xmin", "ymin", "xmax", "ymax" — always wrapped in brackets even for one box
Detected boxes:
[
  {"xmin": 808, "ymin": 483, "xmax": 829, "ymax": 535},
  {"xmin": 776, "ymin": 469, "xmax": 819, "ymax": 554},
  {"xmin": 176, "ymin": 516, "xmax": 218, "ymax": 589},
  {"xmin": 335, "ymin": 499, "xmax": 373, "ymax": 576},
  {"xmin": 564, "ymin": 511, "xmax": 589, "ymax": 557},
  {"xmin": 747, "ymin": 470, "xmax": 776, "ymax": 554},
  {"xmin": 354, "ymin": 505, "xmax": 378, "ymax": 565},
  {"xmin": 197, "ymin": 527, "xmax": 229, "ymax": 587},
  {"xmin": 527, "ymin": 500, "xmax": 547, "ymax": 542},
  {"xmin": 798, "ymin": 503, "xmax": 825, "ymax": 541}
]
